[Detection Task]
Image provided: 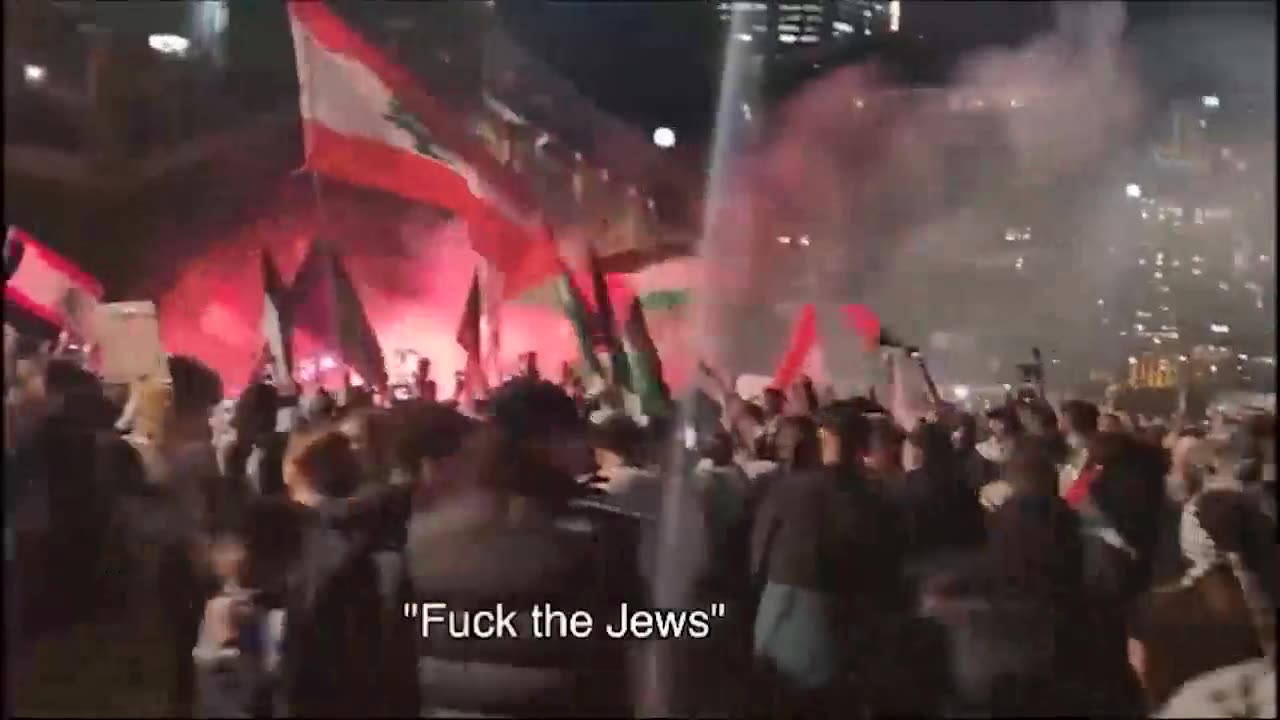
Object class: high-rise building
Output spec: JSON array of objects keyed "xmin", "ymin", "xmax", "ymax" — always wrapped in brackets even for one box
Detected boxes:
[{"xmin": 717, "ymin": 0, "xmax": 899, "ymax": 64}]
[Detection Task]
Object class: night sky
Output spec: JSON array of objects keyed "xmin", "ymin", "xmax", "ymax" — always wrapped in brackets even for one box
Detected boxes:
[{"xmin": 498, "ymin": 0, "xmax": 1274, "ymax": 143}]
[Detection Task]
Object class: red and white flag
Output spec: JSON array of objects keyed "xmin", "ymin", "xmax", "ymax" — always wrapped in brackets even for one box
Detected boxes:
[
  {"xmin": 4, "ymin": 226, "xmax": 102, "ymax": 337},
  {"xmin": 286, "ymin": 2, "xmax": 561, "ymax": 299}
]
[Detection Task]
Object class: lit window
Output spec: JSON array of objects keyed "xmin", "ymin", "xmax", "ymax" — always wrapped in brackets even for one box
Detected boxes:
[
  {"xmin": 779, "ymin": 33, "xmax": 798, "ymax": 44},
  {"xmin": 1202, "ymin": 95, "xmax": 1220, "ymax": 109}
]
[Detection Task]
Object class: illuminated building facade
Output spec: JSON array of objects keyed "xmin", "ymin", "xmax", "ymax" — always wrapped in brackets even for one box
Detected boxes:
[
  {"xmin": 716, "ymin": 0, "xmax": 900, "ymax": 67},
  {"xmin": 1104, "ymin": 93, "xmax": 1276, "ymax": 392}
]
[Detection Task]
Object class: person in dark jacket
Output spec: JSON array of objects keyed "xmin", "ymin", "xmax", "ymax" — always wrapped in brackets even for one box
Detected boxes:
[
  {"xmin": 897, "ymin": 421, "xmax": 985, "ymax": 572},
  {"xmin": 751, "ymin": 401, "xmax": 912, "ymax": 716},
  {"xmin": 229, "ymin": 381, "xmax": 287, "ymax": 497},
  {"xmin": 923, "ymin": 492, "xmax": 1143, "ymax": 716},
  {"xmin": 243, "ymin": 426, "xmax": 418, "ymax": 718},
  {"xmin": 405, "ymin": 379, "xmax": 645, "ymax": 717},
  {"xmin": 952, "ymin": 412, "xmax": 999, "ymax": 495}
]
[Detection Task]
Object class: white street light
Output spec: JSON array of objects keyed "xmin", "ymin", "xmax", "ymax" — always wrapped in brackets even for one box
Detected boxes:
[
  {"xmin": 149, "ymin": 33, "xmax": 191, "ymax": 57},
  {"xmin": 652, "ymin": 127, "xmax": 676, "ymax": 149},
  {"xmin": 23, "ymin": 64, "xmax": 47, "ymax": 86}
]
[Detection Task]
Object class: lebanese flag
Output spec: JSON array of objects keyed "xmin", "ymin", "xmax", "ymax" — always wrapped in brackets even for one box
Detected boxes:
[
  {"xmin": 842, "ymin": 303, "xmax": 882, "ymax": 353},
  {"xmin": 4, "ymin": 226, "xmax": 102, "ymax": 337},
  {"xmin": 287, "ymin": 2, "xmax": 561, "ymax": 298}
]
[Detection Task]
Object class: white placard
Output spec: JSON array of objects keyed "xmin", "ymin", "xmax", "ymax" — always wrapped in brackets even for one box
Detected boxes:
[{"xmin": 93, "ymin": 300, "xmax": 170, "ymax": 384}]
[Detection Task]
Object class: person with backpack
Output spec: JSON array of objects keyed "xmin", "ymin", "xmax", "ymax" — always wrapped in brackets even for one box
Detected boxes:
[{"xmin": 750, "ymin": 400, "xmax": 911, "ymax": 716}]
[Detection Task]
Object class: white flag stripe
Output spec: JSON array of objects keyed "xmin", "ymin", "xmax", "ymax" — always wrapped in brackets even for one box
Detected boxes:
[
  {"xmin": 6, "ymin": 237, "xmax": 101, "ymax": 331},
  {"xmin": 289, "ymin": 11, "xmax": 531, "ymax": 230}
]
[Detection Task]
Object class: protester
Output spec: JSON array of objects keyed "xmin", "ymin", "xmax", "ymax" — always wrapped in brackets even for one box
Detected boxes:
[
  {"xmin": 7, "ymin": 308, "xmax": 1275, "ymax": 720},
  {"xmin": 404, "ymin": 378, "xmax": 644, "ymax": 717},
  {"xmin": 586, "ymin": 413, "xmax": 664, "ymax": 518},
  {"xmin": 952, "ymin": 412, "xmax": 999, "ymax": 494},
  {"xmin": 750, "ymin": 400, "xmax": 910, "ymax": 715},
  {"xmin": 977, "ymin": 406, "xmax": 1022, "ymax": 465}
]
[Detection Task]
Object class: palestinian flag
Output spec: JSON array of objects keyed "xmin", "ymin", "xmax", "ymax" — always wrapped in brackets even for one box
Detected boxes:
[
  {"xmin": 290, "ymin": 239, "xmax": 388, "ymax": 390},
  {"xmin": 556, "ymin": 270, "xmax": 603, "ymax": 379},
  {"xmin": 286, "ymin": 1, "xmax": 561, "ymax": 298},
  {"xmin": 621, "ymin": 294, "xmax": 671, "ymax": 416},
  {"xmin": 3, "ymin": 226, "xmax": 102, "ymax": 338},
  {"xmin": 260, "ymin": 250, "xmax": 293, "ymax": 384},
  {"xmin": 456, "ymin": 270, "xmax": 488, "ymax": 396},
  {"xmin": 587, "ymin": 247, "xmax": 631, "ymax": 390}
]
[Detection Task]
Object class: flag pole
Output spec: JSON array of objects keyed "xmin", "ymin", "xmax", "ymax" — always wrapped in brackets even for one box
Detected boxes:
[{"xmin": 297, "ymin": 30, "xmax": 347, "ymax": 389}]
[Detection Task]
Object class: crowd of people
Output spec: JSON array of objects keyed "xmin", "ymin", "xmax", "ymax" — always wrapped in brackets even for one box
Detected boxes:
[{"xmin": 4, "ymin": 323, "xmax": 1276, "ymax": 718}]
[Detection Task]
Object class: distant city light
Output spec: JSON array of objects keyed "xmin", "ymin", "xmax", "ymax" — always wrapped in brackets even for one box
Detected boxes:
[
  {"xmin": 1237, "ymin": 353, "xmax": 1249, "ymax": 361},
  {"xmin": 778, "ymin": 236, "xmax": 792, "ymax": 245},
  {"xmin": 833, "ymin": 21, "xmax": 853, "ymax": 33},
  {"xmin": 1125, "ymin": 183, "xmax": 1142, "ymax": 199},
  {"xmin": 652, "ymin": 127, "xmax": 676, "ymax": 149},
  {"xmin": 1097, "ymin": 299, "xmax": 1105, "ymax": 306},
  {"xmin": 1210, "ymin": 364, "xmax": 1218, "ymax": 373},
  {"xmin": 736, "ymin": 33, "xmax": 754, "ymax": 42},
  {"xmin": 952, "ymin": 385, "xmax": 971, "ymax": 401},
  {"xmin": 1191, "ymin": 268, "xmax": 1203, "ymax": 276},
  {"xmin": 1202, "ymin": 95, "xmax": 1220, "ymax": 109},
  {"xmin": 148, "ymin": 33, "xmax": 191, "ymax": 56},
  {"xmin": 1128, "ymin": 356, "xmax": 1138, "ymax": 365},
  {"xmin": 798, "ymin": 235, "xmax": 811, "ymax": 247},
  {"xmin": 319, "ymin": 355, "xmax": 338, "ymax": 370},
  {"xmin": 23, "ymin": 64, "xmax": 47, "ymax": 85},
  {"xmin": 1210, "ymin": 323, "xmax": 1231, "ymax": 334}
]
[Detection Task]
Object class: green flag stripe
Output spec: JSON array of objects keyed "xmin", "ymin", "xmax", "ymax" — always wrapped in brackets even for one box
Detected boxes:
[{"xmin": 637, "ymin": 289, "xmax": 691, "ymax": 312}]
